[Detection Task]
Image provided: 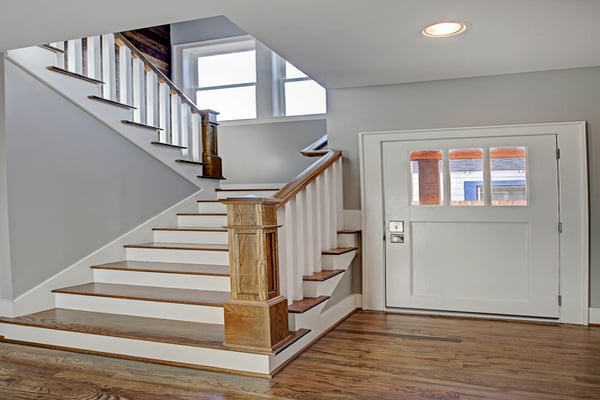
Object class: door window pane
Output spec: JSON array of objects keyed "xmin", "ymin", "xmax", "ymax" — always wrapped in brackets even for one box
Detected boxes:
[
  {"xmin": 450, "ymin": 149, "xmax": 484, "ymax": 206},
  {"xmin": 490, "ymin": 147, "xmax": 528, "ymax": 206},
  {"xmin": 410, "ymin": 151, "xmax": 444, "ymax": 206},
  {"xmin": 197, "ymin": 51, "xmax": 256, "ymax": 87},
  {"xmin": 196, "ymin": 86, "xmax": 256, "ymax": 121}
]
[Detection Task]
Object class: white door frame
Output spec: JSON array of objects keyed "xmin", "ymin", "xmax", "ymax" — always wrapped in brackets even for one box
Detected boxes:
[{"xmin": 359, "ymin": 121, "xmax": 589, "ymax": 324}]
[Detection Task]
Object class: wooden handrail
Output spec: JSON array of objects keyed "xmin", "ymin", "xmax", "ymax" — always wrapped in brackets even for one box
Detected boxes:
[
  {"xmin": 114, "ymin": 33, "xmax": 217, "ymax": 117},
  {"xmin": 301, "ymin": 134, "xmax": 328, "ymax": 157},
  {"xmin": 272, "ymin": 149, "xmax": 341, "ymax": 208}
]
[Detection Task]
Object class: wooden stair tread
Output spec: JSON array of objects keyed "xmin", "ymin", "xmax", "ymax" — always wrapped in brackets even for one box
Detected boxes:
[
  {"xmin": 338, "ymin": 229, "xmax": 361, "ymax": 234},
  {"xmin": 303, "ymin": 269, "xmax": 345, "ymax": 282},
  {"xmin": 288, "ymin": 296, "xmax": 330, "ymax": 314},
  {"xmin": 151, "ymin": 141, "xmax": 187, "ymax": 149},
  {"xmin": 176, "ymin": 159, "xmax": 205, "ymax": 166},
  {"xmin": 198, "ymin": 175, "xmax": 226, "ymax": 180},
  {"xmin": 52, "ymin": 283, "xmax": 229, "ymax": 306},
  {"xmin": 0, "ymin": 309, "xmax": 224, "ymax": 348},
  {"xmin": 122, "ymin": 120, "xmax": 163, "ymax": 130},
  {"xmin": 215, "ymin": 187, "xmax": 280, "ymax": 192},
  {"xmin": 0, "ymin": 309, "xmax": 310, "ymax": 355},
  {"xmin": 90, "ymin": 261, "xmax": 229, "ymax": 276},
  {"xmin": 197, "ymin": 200, "xmax": 221, "ymax": 203},
  {"xmin": 177, "ymin": 212, "xmax": 227, "ymax": 216},
  {"xmin": 152, "ymin": 226, "xmax": 227, "ymax": 232},
  {"xmin": 46, "ymin": 66, "xmax": 104, "ymax": 84},
  {"xmin": 88, "ymin": 95, "xmax": 136, "ymax": 110},
  {"xmin": 39, "ymin": 44, "xmax": 66, "ymax": 54},
  {"xmin": 322, "ymin": 247, "xmax": 358, "ymax": 255},
  {"xmin": 124, "ymin": 242, "xmax": 228, "ymax": 251}
]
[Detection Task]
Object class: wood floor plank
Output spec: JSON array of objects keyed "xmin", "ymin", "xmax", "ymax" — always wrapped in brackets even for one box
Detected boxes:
[
  {"xmin": 51, "ymin": 283, "xmax": 230, "ymax": 306},
  {"xmin": 0, "ymin": 311, "xmax": 598, "ymax": 399},
  {"xmin": 90, "ymin": 260, "xmax": 229, "ymax": 276}
]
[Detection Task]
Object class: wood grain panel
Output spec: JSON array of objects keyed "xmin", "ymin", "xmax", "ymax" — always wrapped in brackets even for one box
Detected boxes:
[{"xmin": 120, "ymin": 25, "xmax": 171, "ymax": 77}]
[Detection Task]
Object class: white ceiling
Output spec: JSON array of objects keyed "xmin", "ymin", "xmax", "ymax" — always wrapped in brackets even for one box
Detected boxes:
[{"xmin": 2, "ymin": 0, "xmax": 600, "ymax": 89}]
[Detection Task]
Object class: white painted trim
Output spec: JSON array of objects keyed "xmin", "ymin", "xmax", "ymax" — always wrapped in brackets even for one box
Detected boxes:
[
  {"xmin": 93, "ymin": 269, "xmax": 230, "ymax": 292},
  {"xmin": 1, "ymin": 324, "xmax": 270, "ymax": 374},
  {"xmin": 11, "ymin": 190, "xmax": 205, "ymax": 317},
  {"xmin": 359, "ymin": 121, "xmax": 589, "ymax": 324},
  {"xmin": 0, "ymin": 299, "xmax": 13, "ymax": 318},
  {"xmin": 343, "ymin": 209, "xmax": 361, "ymax": 230},
  {"xmin": 590, "ymin": 308, "xmax": 600, "ymax": 324}
]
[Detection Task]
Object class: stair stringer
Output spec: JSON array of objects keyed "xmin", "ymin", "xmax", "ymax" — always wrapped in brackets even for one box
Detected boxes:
[
  {"xmin": 4, "ymin": 190, "xmax": 207, "ymax": 318},
  {"xmin": 5, "ymin": 46, "xmax": 216, "ymax": 190}
]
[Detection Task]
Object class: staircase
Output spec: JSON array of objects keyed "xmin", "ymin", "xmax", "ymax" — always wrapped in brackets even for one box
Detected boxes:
[{"xmin": 0, "ymin": 34, "xmax": 360, "ymax": 376}]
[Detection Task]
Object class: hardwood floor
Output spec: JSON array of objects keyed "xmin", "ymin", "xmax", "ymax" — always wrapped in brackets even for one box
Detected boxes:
[{"xmin": 1, "ymin": 311, "xmax": 598, "ymax": 399}]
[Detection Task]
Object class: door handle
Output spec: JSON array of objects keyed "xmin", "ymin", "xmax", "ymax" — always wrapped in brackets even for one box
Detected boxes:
[{"xmin": 390, "ymin": 234, "xmax": 405, "ymax": 243}]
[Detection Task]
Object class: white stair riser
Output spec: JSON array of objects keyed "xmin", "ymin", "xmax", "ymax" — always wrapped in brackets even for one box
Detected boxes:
[
  {"xmin": 322, "ymin": 250, "xmax": 357, "ymax": 270},
  {"xmin": 337, "ymin": 233, "xmax": 360, "ymax": 248},
  {"xmin": 197, "ymin": 202, "xmax": 227, "ymax": 213},
  {"xmin": 303, "ymin": 274, "xmax": 345, "ymax": 298},
  {"xmin": 216, "ymin": 190, "xmax": 277, "ymax": 199},
  {"xmin": 125, "ymin": 247, "xmax": 229, "ymax": 265},
  {"xmin": 55, "ymin": 294, "xmax": 224, "ymax": 324},
  {"xmin": 177, "ymin": 215, "xmax": 227, "ymax": 227},
  {"xmin": 93, "ymin": 269, "xmax": 230, "ymax": 292},
  {"xmin": 0, "ymin": 324, "xmax": 270, "ymax": 374},
  {"xmin": 153, "ymin": 230, "xmax": 228, "ymax": 244}
]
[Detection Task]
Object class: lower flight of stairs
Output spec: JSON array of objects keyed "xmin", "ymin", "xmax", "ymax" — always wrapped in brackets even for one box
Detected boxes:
[{"xmin": 0, "ymin": 187, "xmax": 359, "ymax": 377}]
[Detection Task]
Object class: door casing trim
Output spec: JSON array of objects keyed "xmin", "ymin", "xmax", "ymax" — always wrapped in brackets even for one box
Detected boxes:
[{"xmin": 359, "ymin": 121, "xmax": 589, "ymax": 324}]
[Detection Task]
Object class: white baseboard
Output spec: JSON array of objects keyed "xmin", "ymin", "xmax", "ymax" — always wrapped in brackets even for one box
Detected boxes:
[
  {"xmin": 0, "ymin": 299, "xmax": 13, "ymax": 318},
  {"xmin": 343, "ymin": 210, "xmax": 361, "ymax": 230},
  {"xmin": 590, "ymin": 308, "xmax": 600, "ymax": 324},
  {"xmin": 11, "ymin": 190, "xmax": 206, "ymax": 317}
]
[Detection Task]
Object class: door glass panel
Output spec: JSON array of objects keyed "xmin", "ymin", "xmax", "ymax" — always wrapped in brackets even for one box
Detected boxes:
[
  {"xmin": 490, "ymin": 147, "xmax": 528, "ymax": 206},
  {"xmin": 410, "ymin": 151, "xmax": 444, "ymax": 205},
  {"xmin": 450, "ymin": 149, "xmax": 484, "ymax": 206}
]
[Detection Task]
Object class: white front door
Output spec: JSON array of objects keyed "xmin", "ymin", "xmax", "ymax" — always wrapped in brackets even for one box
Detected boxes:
[{"xmin": 383, "ymin": 134, "xmax": 560, "ymax": 318}]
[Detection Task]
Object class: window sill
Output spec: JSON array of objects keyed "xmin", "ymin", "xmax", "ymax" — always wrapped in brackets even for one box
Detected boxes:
[{"xmin": 219, "ymin": 113, "xmax": 327, "ymax": 127}]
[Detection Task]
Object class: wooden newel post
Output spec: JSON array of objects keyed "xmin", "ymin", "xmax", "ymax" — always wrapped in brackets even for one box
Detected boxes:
[
  {"xmin": 220, "ymin": 197, "xmax": 291, "ymax": 352},
  {"xmin": 200, "ymin": 109, "xmax": 224, "ymax": 179}
]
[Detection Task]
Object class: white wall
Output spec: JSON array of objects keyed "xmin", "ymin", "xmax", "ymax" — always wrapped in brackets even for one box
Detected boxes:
[
  {"xmin": 219, "ymin": 119, "xmax": 326, "ymax": 184},
  {"xmin": 171, "ymin": 16, "xmax": 245, "ymax": 46},
  {"xmin": 4, "ymin": 62, "xmax": 199, "ymax": 298},
  {"xmin": 327, "ymin": 66, "xmax": 600, "ymax": 307},
  {"xmin": 0, "ymin": 56, "xmax": 13, "ymax": 301}
]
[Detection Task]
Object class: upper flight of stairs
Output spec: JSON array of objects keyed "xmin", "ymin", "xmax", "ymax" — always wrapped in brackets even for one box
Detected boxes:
[{"xmin": 0, "ymin": 187, "xmax": 359, "ymax": 376}]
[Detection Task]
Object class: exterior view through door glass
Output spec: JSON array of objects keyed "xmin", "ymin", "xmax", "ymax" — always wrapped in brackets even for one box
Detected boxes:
[{"xmin": 383, "ymin": 135, "xmax": 559, "ymax": 318}]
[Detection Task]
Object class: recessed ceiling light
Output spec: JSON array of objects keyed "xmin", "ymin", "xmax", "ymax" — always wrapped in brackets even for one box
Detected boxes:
[{"xmin": 422, "ymin": 21, "xmax": 468, "ymax": 38}]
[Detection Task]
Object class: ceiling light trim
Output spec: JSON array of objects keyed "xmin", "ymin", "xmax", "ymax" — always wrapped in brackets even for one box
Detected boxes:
[{"xmin": 422, "ymin": 21, "xmax": 469, "ymax": 38}]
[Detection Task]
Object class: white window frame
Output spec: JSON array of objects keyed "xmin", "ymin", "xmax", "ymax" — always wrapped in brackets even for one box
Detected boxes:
[{"xmin": 173, "ymin": 35, "xmax": 326, "ymax": 121}]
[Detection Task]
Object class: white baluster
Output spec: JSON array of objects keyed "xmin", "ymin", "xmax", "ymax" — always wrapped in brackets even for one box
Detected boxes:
[
  {"xmin": 67, "ymin": 39, "xmax": 83, "ymax": 74},
  {"xmin": 170, "ymin": 92, "xmax": 181, "ymax": 146},
  {"xmin": 334, "ymin": 159, "xmax": 344, "ymax": 234},
  {"xmin": 180, "ymin": 103, "xmax": 191, "ymax": 158},
  {"xmin": 101, "ymin": 34, "xmax": 116, "ymax": 100},
  {"xmin": 190, "ymin": 112, "xmax": 201, "ymax": 161},
  {"xmin": 327, "ymin": 166, "xmax": 338, "ymax": 247},
  {"xmin": 316, "ymin": 174, "xmax": 326, "ymax": 253},
  {"xmin": 295, "ymin": 190, "xmax": 307, "ymax": 278},
  {"xmin": 53, "ymin": 41, "xmax": 66, "ymax": 69},
  {"xmin": 284, "ymin": 200, "xmax": 300, "ymax": 301},
  {"xmin": 131, "ymin": 55, "xmax": 145, "ymax": 123},
  {"xmin": 86, "ymin": 36, "xmax": 102, "ymax": 80},
  {"xmin": 306, "ymin": 181, "xmax": 321, "ymax": 273},
  {"xmin": 145, "ymin": 68, "xmax": 158, "ymax": 127},
  {"xmin": 158, "ymin": 80, "xmax": 170, "ymax": 143},
  {"xmin": 322, "ymin": 169, "xmax": 333, "ymax": 251},
  {"xmin": 277, "ymin": 207, "xmax": 290, "ymax": 302},
  {"xmin": 117, "ymin": 45, "xmax": 132, "ymax": 106}
]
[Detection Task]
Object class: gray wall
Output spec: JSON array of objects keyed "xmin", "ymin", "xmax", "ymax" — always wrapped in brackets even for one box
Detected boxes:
[
  {"xmin": 0, "ymin": 56, "xmax": 13, "ymax": 300},
  {"xmin": 5, "ymin": 62, "xmax": 198, "ymax": 298},
  {"xmin": 219, "ymin": 119, "xmax": 326, "ymax": 184},
  {"xmin": 327, "ymin": 66, "xmax": 600, "ymax": 307},
  {"xmin": 171, "ymin": 16, "xmax": 245, "ymax": 46}
]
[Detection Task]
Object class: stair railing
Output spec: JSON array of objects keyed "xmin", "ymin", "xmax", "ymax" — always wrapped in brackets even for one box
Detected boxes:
[
  {"xmin": 49, "ymin": 34, "xmax": 223, "ymax": 179},
  {"xmin": 221, "ymin": 135, "xmax": 343, "ymax": 352}
]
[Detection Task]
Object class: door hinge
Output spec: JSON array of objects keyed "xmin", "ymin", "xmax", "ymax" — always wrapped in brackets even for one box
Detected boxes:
[
  {"xmin": 556, "ymin": 148, "xmax": 561, "ymax": 160},
  {"xmin": 558, "ymin": 295, "xmax": 562, "ymax": 306},
  {"xmin": 558, "ymin": 222, "xmax": 563, "ymax": 233}
]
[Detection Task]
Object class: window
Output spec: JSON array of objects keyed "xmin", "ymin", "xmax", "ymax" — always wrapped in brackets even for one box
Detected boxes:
[
  {"xmin": 176, "ymin": 36, "xmax": 326, "ymax": 121},
  {"xmin": 410, "ymin": 150, "xmax": 444, "ymax": 205}
]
